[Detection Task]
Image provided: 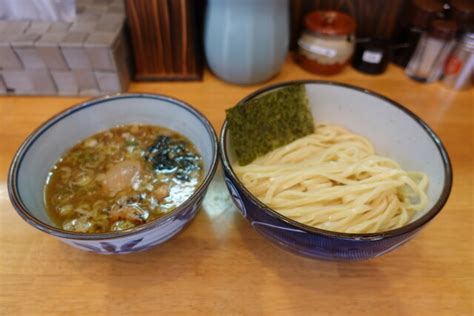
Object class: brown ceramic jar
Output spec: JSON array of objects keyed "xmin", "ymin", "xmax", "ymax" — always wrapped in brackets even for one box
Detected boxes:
[{"xmin": 297, "ymin": 11, "xmax": 357, "ymax": 75}]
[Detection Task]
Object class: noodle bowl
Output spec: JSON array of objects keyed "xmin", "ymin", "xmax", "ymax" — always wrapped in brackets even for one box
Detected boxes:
[{"xmin": 221, "ymin": 81, "xmax": 452, "ymax": 260}]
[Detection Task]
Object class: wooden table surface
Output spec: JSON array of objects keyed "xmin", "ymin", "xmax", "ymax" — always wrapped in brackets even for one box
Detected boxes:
[{"xmin": 0, "ymin": 59, "xmax": 472, "ymax": 315}]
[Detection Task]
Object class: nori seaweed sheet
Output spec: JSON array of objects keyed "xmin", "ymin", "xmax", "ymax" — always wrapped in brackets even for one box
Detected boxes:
[{"xmin": 226, "ymin": 84, "xmax": 314, "ymax": 166}]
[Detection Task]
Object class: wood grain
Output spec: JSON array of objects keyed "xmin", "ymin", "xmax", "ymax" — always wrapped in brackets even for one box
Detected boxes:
[
  {"xmin": 0, "ymin": 58, "xmax": 473, "ymax": 315},
  {"xmin": 124, "ymin": 0, "xmax": 202, "ymax": 81}
]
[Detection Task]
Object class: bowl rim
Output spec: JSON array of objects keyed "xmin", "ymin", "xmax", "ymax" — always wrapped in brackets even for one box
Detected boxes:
[
  {"xmin": 220, "ymin": 80, "xmax": 453, "ymax": 241},
  {"xmin": 8, "ymin": 93, "xmax": 219, "ymax": 240}
]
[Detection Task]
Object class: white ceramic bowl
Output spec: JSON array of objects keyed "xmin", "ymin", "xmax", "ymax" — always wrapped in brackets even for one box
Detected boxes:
[
  {"xmin": 220, "ymin": 81, "xmax": 452, "ymax": 260},
  {"xmin": 8, "ymin": 94, "xmax": 218, "ymax": 254}
]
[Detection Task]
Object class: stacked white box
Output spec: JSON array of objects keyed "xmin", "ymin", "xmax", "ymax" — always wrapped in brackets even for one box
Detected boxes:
[
  {"xmin": 0, "ymin": 0, "xmax": 129, "ymax": 96},
  {"xmin": 0, "ymin": 76, "xmax": 5, "ymax": 93},
  {"xmin": 36, "ymin": 32, "xmax": 69, "ymax": 70},
  {"xmin": 12, "ymin": 33, "xmax": 46, "ymax": 69}
]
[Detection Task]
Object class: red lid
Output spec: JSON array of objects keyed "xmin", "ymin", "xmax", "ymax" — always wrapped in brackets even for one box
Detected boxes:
[{"xmin": 304, "ymin": 11, "xmax": 356, "ymax": 36}]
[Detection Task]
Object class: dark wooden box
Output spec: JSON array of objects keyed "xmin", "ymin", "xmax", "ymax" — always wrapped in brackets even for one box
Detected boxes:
[{"xmin": 125, "ymin": 0, "xmax": 203, "ymax": 81}]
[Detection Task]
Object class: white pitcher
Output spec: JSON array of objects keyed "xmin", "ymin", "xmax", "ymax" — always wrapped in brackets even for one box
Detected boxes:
[{"xmin": 204, "ymin": 0, "xmax": 289, "ymax": 85}]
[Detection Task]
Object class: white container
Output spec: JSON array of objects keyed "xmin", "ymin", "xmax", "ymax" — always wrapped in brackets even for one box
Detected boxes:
[{"xmin": 406, "ymin": 20, "xmax": 457, "ymax": 83}]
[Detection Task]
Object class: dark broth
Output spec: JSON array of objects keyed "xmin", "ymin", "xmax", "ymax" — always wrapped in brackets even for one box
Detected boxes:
[{"xmin": 44, "ymin": 124, "xmax": 203, "ymax": 233}]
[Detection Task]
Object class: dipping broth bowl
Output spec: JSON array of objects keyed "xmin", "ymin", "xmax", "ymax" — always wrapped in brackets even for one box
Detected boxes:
[
  {"xmin": 8, "ymin": 94, "xmax": 218, "ymax": 254},
  {"xmin": 220, "ymin": 81, "xmax": 452, "ymax": 261}
]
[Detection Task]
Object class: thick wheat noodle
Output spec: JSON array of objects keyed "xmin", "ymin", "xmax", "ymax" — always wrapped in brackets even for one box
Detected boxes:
[{"xmin": 234, "ymin": 124, "xmax": 429, "ymax": 234}]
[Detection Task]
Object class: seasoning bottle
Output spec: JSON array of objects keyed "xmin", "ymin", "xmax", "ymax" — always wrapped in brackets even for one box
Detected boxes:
[
  {"xmin": 352, "ymin": 39, "xmax": 391, "ymax": 75},
  {"xmin": 297, "ymin": 11, "xmax": 356, "ymax": 75},
  {"xmin": 392, "ymin": 0, "xmax": 444, "ymax": 68},
  {"xmin": 405, "ymin": 20, "xmax": 458, "ymax": 82},
  {"xmin": 442, "ymin": 31, "xmax": 474, "ymax": 90}
]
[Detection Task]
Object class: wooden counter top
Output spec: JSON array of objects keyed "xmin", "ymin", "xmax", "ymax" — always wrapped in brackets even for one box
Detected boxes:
[{"xmin": 1, "ymin": 59, "xmax": 472, "ymax": 315}]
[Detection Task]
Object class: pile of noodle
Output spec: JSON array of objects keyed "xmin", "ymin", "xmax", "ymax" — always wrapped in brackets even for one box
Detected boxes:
[{"xmin": 235, "ymin": 124, "xmax": 428, "ymax": 234}]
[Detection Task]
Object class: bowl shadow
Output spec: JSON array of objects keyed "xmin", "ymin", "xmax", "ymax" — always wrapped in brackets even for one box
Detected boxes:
[{"xmin": 234, "ymin": 208, "xmax": 428, "ymax": 315}]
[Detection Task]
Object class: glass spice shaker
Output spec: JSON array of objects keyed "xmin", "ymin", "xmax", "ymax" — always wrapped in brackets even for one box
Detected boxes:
[
  {"xmin": 442, "ymin": 31, "xmax": 474, "ymax": 90},
  {"xmin": 393, "ymin": 0, "xmax": 444, "ymax": 68},
  {"xmin": 405, "ymin": 19, "xmax": 458, "ymax": 82},
  {"xmin": 297, "ymin": 11, "xmax": 356, "ymax": 75}
]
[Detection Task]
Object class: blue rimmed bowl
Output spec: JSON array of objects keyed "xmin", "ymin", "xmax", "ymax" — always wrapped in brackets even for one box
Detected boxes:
[
  {"xmin": 8, "ymin": 93, "xmax": 218, "ymax": 254},
  {"xmin": 220, "ymin": 80, "xmax": 452, "ymax": 261}
]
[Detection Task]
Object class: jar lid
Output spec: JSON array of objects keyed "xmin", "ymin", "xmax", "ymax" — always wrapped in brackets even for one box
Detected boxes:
[
  {"xmin": 304, "ymin": 11, "xmax": 356, "ymax": 36},
  {"xmin": 429, "ymin": 19, "xmax": 458, "ymax": 39},
  {"xmin": 409, "ymin": 0, "xmax": 444, "ymax": 29},
  {"xmin": 450, "ymin": 0, "xmax": 474, "ymax": 31}
]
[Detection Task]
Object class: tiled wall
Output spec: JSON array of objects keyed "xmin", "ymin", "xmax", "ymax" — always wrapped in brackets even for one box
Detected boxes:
[{"xmin": 0, "ymin": 0, "xmax": 130, "ymax": 96}]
